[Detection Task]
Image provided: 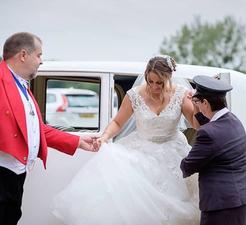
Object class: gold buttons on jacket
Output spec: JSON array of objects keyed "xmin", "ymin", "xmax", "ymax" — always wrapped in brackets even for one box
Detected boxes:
[{"xmin": 23, "ymin": 157, "xmax": 27, "ymax": 161}]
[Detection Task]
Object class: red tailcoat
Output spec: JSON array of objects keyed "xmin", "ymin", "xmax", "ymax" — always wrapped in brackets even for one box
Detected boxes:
[{"xmin": 0, "ymin": 61, "xmax": 79, "ymax": 168}]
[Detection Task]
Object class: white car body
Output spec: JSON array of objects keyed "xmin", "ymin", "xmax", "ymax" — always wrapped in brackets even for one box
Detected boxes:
[{"xmin": 19, "ymin": 61, "xmax": 246, "ymax": 225}]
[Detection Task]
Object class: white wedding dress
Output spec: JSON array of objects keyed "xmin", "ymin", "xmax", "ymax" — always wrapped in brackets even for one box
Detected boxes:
[{"xmin": 53, "ymin": 85, "xmax": 200, "ymax": 225}]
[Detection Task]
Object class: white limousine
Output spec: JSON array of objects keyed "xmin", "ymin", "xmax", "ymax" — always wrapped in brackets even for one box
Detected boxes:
[{"xmin": 19, "ymin": 61, "xmax": 246, "ymax": 225}]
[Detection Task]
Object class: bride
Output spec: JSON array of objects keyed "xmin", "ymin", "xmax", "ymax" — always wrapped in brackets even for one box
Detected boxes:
[{"xmin": 53, "ymin": 55, "xmax": 200, "ymax": 225}]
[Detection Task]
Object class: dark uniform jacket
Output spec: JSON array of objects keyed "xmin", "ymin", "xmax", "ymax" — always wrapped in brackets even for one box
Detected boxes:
[{"xmin": 181, "ymin": 111, "xmax": 246, "ymax": 211}]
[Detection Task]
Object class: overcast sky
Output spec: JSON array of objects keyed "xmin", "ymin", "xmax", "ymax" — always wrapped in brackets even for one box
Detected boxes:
[{"xmin": 1, "ymin": 0, "xmax": 246, "ymax": 61}]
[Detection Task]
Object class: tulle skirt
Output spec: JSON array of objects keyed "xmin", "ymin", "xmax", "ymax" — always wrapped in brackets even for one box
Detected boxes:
[{"xmin": 53, "ymin": 132, "xmax": 200, "ymax": 225}]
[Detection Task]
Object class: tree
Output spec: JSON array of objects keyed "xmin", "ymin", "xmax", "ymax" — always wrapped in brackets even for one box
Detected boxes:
[{"xmin": 160, "ymin": 16, "xmax": 246, "ymax": 73}]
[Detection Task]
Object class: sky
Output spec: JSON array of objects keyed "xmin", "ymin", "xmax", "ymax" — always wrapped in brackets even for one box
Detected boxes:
[{"xmin": 1, "ymin": 0, "xmax": 246, "ymax": 62}]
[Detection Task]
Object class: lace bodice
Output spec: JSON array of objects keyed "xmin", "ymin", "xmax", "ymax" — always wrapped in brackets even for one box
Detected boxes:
[{"xmin": 127, "ymin": 85, "xmax": 187, "ymax": 143}]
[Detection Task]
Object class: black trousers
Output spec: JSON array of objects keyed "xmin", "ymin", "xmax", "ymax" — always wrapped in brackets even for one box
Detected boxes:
[
  {"xmin": 201, "ymin": 205, "xmax": 246, "ymax": 225},
  {"xmin": 0, "ymin": 166, "xmax": 26, "ymax": 225}
]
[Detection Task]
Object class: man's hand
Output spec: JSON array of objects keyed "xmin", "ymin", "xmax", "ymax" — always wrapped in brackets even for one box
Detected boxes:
[{"xmin": 78, "ymin": 136, "xmax": 99, "ymax": 152}]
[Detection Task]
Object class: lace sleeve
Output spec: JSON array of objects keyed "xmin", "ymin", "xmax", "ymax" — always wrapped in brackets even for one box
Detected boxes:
[
  {"xmin": 126, "ymin": 87, "xmax": 141, "ymax": 111},
  {"xmin": 175, "ymin": 85, "xmax": 189, "ymax": 106},
  {"xmin": 175, "ymin": 85, "xmax": 193, "ymax": 130}
]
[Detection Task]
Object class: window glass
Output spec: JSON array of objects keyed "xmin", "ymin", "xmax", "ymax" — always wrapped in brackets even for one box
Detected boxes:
[
  {"xmin": 66, "ymin": 94, "xmax": 99, "ymax": 107},
  {"xmin": 45, "ymin": 79, "xmax": 100, "ymax": 130},
  {"xmin": 112, "ymin": 91, "xmax": 119, "ymax": 118},
  {"xmin": 46, "ymin": 93, "xmax": 56, "ymax": 103}
]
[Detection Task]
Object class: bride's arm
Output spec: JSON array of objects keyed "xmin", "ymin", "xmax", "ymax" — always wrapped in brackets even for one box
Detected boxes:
[
  {"xmin": 97, "ymin": 94, "xmax": 134, "ymax": 145},
  {"xmin": 181, "ymin": 91, "xmax": 201, "ymax": 130}
]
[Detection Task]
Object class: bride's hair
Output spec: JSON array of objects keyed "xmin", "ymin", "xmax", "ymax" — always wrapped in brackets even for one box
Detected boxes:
[{"xmin": 144, "ymin": 55, "xmax": 176, "ymax": 102}]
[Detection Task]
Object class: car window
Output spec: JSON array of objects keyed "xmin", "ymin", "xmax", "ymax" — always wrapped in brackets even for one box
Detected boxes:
[
  {"xmin": 45, "ymin": 79, "xmax": 100, "ymax": 130},
  {"xmin": 112, "ymin": 74, "xmax": 138, "ymax": 117},
  {"xmin": 66, "ymin": 94, "xmax": 99, "ymax": 107},
  {"xmin": 46, "ymin": 93, "xmax": 56, "ymax": 103}
]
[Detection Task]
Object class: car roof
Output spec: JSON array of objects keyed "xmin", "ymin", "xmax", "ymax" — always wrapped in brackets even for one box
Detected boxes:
[{"xmin": 38, "ymin": 61, "xmax": 245, "ymax": 78}]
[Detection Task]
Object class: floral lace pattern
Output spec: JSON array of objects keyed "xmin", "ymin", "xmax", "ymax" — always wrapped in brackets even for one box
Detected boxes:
[{"xmin": 127, "ymin": 85, "xmax": 187, "ymax": 143}]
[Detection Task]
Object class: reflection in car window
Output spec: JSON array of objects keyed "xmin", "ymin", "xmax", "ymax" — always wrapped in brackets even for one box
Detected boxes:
[
  {"xmin": 113, "ymin": 93, "xmax": 118, "ymax": 108},
  {"xmin": 66, "ymin": 95, "xmax": 99, "ymax": 107},
  {"xmin": 47, "ymin": 93, "xmax": 56, "ymax": 103},
  {"xmin": 45, "ymin": 79, "xmax": 100, "ymax": 130}
]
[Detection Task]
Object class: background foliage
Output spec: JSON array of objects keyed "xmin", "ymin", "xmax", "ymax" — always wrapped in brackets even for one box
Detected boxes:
[{"xmin": 160, "ymin": 16, "xmax": 246, "ymax": 73}]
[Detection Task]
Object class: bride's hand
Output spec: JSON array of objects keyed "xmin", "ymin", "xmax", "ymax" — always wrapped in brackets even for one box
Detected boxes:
[
  {"xmin": 96, "ymin": 136, "xmax": 108, "ymax": 149},
  {"xmin": 186, "ymin": 89, "xmax": 196, "ymax": 100}
]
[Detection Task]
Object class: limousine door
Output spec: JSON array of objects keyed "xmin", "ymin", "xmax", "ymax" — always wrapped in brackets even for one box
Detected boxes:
[{"xmin": 21, "ymin": 70, "xmax": 112, "ymax": 225}]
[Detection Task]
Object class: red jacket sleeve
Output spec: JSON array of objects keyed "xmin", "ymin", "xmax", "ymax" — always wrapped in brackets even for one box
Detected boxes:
[{"xmin": 42, "ymin": 123, "xmax": 80, "ymax": 155}]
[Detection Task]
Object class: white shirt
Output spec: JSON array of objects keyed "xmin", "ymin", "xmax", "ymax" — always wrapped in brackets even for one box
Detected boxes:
[
  {"xmin": 210, "ymin": 107, "xmax": 229, "ymax": 122},
  {"xmin": 0, "ymin": 67, "xmax": 40, "ymax": 174}
]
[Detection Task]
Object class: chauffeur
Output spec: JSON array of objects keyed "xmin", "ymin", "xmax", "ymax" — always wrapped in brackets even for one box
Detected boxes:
[{"xmin": 180, "ymin": 75, "xmax": 246, "ymax": 225}]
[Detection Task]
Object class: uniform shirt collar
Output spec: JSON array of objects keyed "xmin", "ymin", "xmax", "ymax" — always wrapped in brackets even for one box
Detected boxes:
[{"xmin": 210, "ymin": 107, "xmax": 229, "ymax": 122}]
